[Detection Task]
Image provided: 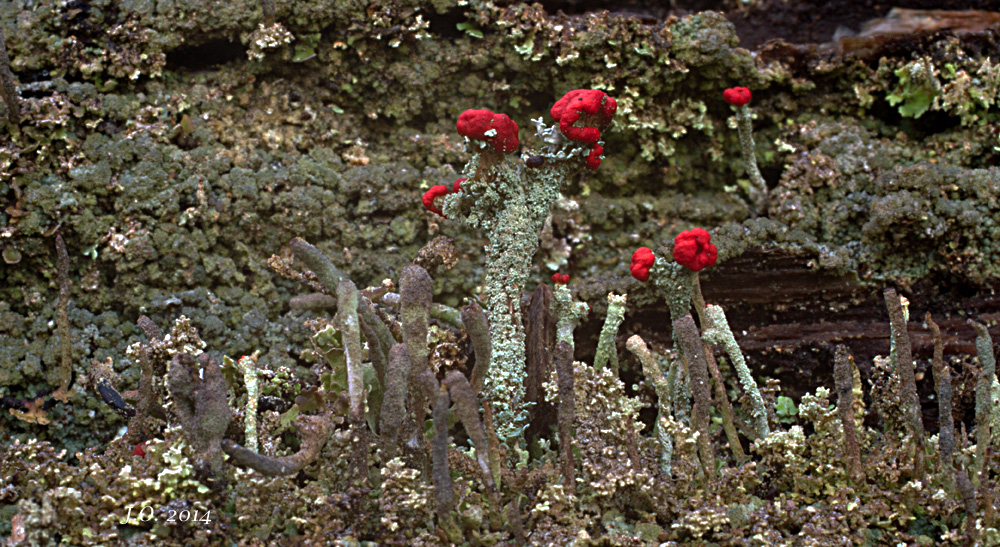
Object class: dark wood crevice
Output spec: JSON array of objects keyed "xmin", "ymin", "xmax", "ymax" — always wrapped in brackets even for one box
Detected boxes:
[{"xmin": 577, "ymin": 248, "xmax": 999, "ymax": 416}]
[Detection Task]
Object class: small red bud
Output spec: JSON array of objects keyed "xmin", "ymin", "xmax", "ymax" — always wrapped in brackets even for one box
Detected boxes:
[
  {"xmin": 630, "ymin": 247, "xmax": 655, "ymax": 282},
  {"xmin": 673, "ymin": 228, "xmax": 718, "ymax": 272},
  {"xmin": 723, "ymin": 87, "xmax": 752, "ymax": 107},
  {"xmin": 457, "ymin": 109, "xmax": 520, "ymax": 154}
]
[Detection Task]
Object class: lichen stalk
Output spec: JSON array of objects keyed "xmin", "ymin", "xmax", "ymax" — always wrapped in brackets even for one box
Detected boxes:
[
  {"xmin": 553, "ymin": 340, "xmax": 576, "ymax": 491},
  {"xmin": 222, "ymin": 414, "xmax": 331, "ymax": 477},
  {"xmin": 127, "ymin": 315, "xmax": 162, "ymax": 443},
  {"xmin": 444, "ymin": 370, "xmax": 495, "ymax": 491},
  {"xmin": 968, "ymin": 318, "xmax": 998, "ymax": 482},
  {"xmin": 431, "ymin": 384, "xmax": 454, "ymax": 515},
  {"xmin": 673, "ymin": 314, "xmax": 715, "ymax": 481},
  {"xmin": 461, "ymin": 301, "xmax": 492, "ymax": 396},
  {"xmin": 884, "ymin": 288, "xmax": 925, "ymax": 476},
  {"xmin": 651, "ymin": 262, "xmax": 695, "ymax": 323},
  {"xmin": 481, "ymin": 190, "xmax": 534, "ymax": 441},
  {"xmin": 702, "ymin": 303, "xmax": 770, "ymax": 439},
  {"xmin": 507, "ymin": 498, "xmax": 526, "ymax": 546},
  {"xmin": 166, "ymin": 353, "xmax": 232, "ymax": 478},
  {"xmin": 956, "ymin": 469, "xmax": 979, "ymax": 544},
  {"xmin": 235, "ymin": 354, "xmax": 260, "ymax": 453},
  {"xmin": 704, "ymin": 347, "xmax": 746, "ymax": 463},
  {"xmin": 735, "ymin": 105, "xmax": 768, "ymax": 214},
  {"xmin": 259, "ymin": 0, "xmax": 275, "ymax": 26},
  {"xmin": 399, "ymin": 265, "xmax": 432, "ymax": 375},
  {"xmin": 481, "ymin": 402, "xmax": 503, "ymax": 492},
  {"xmin": 626, "ymin": 335, "xmax": 673, "ymax": 475},
  {"xmin": 357, "ymin": 295, "xmax": 392, "ymax": 388},
  {"xmin": 336, "ymin": 279, "xmax": 368, "ymax": 478},
  {"xmin": 444, "ymin": 136, "xmax": 589, "ymax": 441},
  {"xmin": 379, "ymin": 343, "xmax": 409, "ymax": 461},
  {"xmin": 337, "ymin": 280, "xmax": 364, "ymax": 423},
  {"xmin": 833, "ymin": 345, "xmax": 863, "ymax": 481},
  {"xmin": 290, "ymin": 237, "xmax": 345, "ymax": 295},
  {"xmin": 667, "ymin": 349, "xmax": 690, "ymax": 425},
  {"xmin": 551, "ymin": 283, "xmax": 588, "ymax": 350},
  {"xmin": 690, "ymin": 279, "xmax": 744, "ymax": 456},
  {"xmin": 377, "ymin": 292, "xmax": 464, "ymax": 330},
  {"xmin": 593, "ymin": 293, "xmax": 626, "ymax": 375},
  {"xmin": 650, "ymin": 262, "xmax": 698, "ymax": 424},
  {"xmin": 927, "ymin": 313, "xmax": 956, "ymax": 481}
]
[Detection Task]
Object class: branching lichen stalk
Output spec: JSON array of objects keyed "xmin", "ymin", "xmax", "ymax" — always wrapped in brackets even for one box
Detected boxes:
[
  {"xmin": 290, "ymin": 237, "xmax": 344, "ymax": 295},
  {"xmin": 444, "ymin": 122, "xmax": 588, "ymax": 440},
  {"xmin": 378, "ymin": 292, "xmax": 464, "ymax": 330},
  {"xmin": 480, "ymin": 188, "xmax": 534, "ymax": 440},
  {"xmin": 702, "ymin": 304, "xmax": 770, "ymax": 439}
]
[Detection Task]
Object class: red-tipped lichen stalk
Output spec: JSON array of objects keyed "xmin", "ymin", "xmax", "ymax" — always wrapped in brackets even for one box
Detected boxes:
[
  {"xmin": 724, "ymin": 86, "xmax": 768, "ymax": 215},
  {"xmin": 437, "ymin": 92, "xmax": 617, "ymax": 441}
]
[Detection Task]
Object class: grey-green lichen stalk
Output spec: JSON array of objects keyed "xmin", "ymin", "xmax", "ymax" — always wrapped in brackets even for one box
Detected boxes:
[
  {"xmin": 594, "ymin": 292, "xmax": 627, "ymax": 375},
  {"xmin": 551, "ymin": 282, "xmax": 589, "ymax": 350},
  {"xmin": 701, "ymin": 303, "xmax": 770, "ymax": 439},
  {"xmin": 234, "ymin": 353, "xmax": 260, "ymax": 453},
  {"xmin": 443, "ymin": 101, "xmax": 614, "ymax": 440},
  {"xmin": 625, "ymin": 334, "xmax": 673, "ymax": 475},
  {"xmin": 969, "ymin": 319, "xmax": 1000, "ymax": 481},
  {"xmin": 731, "ymin": 100, "xmax": 768, "ymax": 215},
  {"xmin": 465, "ymin": 157, "xmax": 540, "ymax": 440}
]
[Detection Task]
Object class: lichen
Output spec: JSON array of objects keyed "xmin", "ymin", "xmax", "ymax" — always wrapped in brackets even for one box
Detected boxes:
[{"xmin": 3, "ymin": 1, "xmax": 1000, "ymax": 544}]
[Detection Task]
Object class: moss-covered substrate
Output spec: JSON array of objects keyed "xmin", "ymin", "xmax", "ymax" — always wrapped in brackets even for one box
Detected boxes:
[{"xmin": 2, "ymin": 0, "xmax": 1000, "ymax": 544}]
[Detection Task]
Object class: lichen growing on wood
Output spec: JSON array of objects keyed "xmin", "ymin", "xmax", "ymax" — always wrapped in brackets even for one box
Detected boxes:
[{"xmin": 3, "ymin": 0, "xmax": 1000, "ymax": 544}]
